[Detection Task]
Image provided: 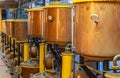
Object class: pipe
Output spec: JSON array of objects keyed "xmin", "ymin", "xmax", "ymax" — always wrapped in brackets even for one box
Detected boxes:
[
  {"xmin": 80, "ymin": 64, "xmax": 97, "ymax": 78},
  {"xmin": 71, "ymin": 7, "xmax": 74, "ymax": 50},
  {"xmin": 50, "ymin": 48, "xmax": 62, "ymax": 66},
  {"xmin": 113, "ymin": 54, "xmax": 120, "ymax": 66},
  {"xmin": 86, "ymin": 65, "xmax": 103, "ymax": 75},
  {"xmin": 62, "ymin": 52, "xmax": 74, "ymax": 78},
  {"xmin": 39, "ymin": 43, "xmax": 45, "ymax": 72},
  {"xmin": 23, "ymin": 43, "xmax": 29, "ymax": 62},
  {"xmin": 76, "ymin": 61, "xmax": 103, "ymax": 75}
]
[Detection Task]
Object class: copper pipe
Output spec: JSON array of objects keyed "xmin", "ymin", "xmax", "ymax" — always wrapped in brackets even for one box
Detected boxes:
[
  {"xmin": 113, "ymin": 54, "xmax": 120, "ymax": 66},
  {"xmin": 75, "ymin": 61, "xmax": 103, "ymax": 75},
  {"xmin": 86, "ymin": 66, "xmax": 103, "ymax": 75}
]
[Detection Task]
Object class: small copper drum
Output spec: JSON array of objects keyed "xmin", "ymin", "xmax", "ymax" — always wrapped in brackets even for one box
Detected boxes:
[
  {"xmin": 6, "ymin": 19, "xmax": 14, "ymax": 37},
  {"xmin": 28, "ymin": 7, "xmax": 44, "ymax": 37},
  {"xmin": 13, "ymin": 19, "xmax": 28, "ymax": 41},
  {"xmin": 44, "ymin": 2, "xmax": 72, "ymax": 46}
]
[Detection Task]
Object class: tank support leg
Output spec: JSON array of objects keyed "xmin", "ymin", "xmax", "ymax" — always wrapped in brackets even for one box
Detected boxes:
[
  {"xmin": 80, "ymin": 55, "xmax": 84, "ymax": 64},
  {"xmin": 13, "ymin": 39, "xmax": 16, "ymax": 58},
  {"xmin": 103, "ymin": 60, "xmax": 109, "ymax": 71}
]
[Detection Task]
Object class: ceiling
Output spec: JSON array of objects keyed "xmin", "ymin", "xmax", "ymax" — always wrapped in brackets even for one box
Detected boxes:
[
  {"xmin": 0, "ymin": 0, "xmax": 45, "ymax": 9},
  {"xmin": 0, "ymin": 0, "xmax": 18, "ymax": 9}
]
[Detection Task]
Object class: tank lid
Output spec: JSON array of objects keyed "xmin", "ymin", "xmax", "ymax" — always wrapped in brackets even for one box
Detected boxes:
[
  {"xmin": 6, "ymin": 19, "xmax": 14, "ymax": 21},
  {"xmin": 62, "ymin": 52, "xmax": 74, "ymax": 56},
  {"xmin": 2, "ymin": 20, "xmax": 6, "ymax": 21},
  {"xmin": 27, "ymin": 6, "xmax": 43, "ymax": 11},
  {"xmin": 44, "ymin": 1, "xmax": 73, "ymax": 8},
  {"xmin": 73, "ymin": 0, "xmax": 120, "ymax": 3},
  {"xmin": 9, "ymin": 8, "xmax": 17, "ymax": 11},
  {"xmin": 14, "ymin": 19, "xmax": 28, "ymax": 22}
]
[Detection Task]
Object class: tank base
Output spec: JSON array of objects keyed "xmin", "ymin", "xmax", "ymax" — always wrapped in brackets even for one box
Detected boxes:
[{"xmin": 82, "ymin": 55, "xmax": 113, "ymax": 61}]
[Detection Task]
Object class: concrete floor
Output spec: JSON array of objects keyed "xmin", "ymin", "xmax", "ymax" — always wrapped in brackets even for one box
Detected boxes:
[{"xmin": 0, "ymin": 54, "xmax": 12, "ymax": 78}]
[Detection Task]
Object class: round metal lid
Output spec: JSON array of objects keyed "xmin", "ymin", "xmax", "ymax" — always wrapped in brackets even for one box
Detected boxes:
[
  {"xmin": 73, "ymin": 0, "xmax": 120, "ymax": 3},
  {"xmin": 62, "ymin": 52, "xmax": 74, "ymax": 56},
  {"xmin": 27, "ymin": 6, "xmax": 43, "ymax": 11},
  {"xmin": 44, "ymin": 2, "xmax": 73, "ymax": 8}
]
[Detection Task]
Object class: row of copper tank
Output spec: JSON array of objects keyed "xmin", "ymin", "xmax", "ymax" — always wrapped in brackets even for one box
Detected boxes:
[
  {"xmin": 1, "ymin": 19, "xmax": 27, "ymax": 41},
  {"xmin": 3, "ymin": 1, "xmax": 120, "ymax": 61}
]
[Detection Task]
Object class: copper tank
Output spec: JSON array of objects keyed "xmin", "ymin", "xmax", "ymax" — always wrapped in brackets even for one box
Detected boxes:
[
  {"xmin": 30, "ymin": 45, "xmax": 38, "ymax": 58},
  {"xmin": 74, "ymin": 0, "xmax": 120, "ymax": 60},
  {"xmin": 44, "ymin": 2, "xmax": 72, "ymax": 46},
  {"xmin": 44, "ymin": 53, "xmax": 56, "ymax": 70},
  {"xmin": 0, "ymin": 20, "xmax": 6, "ymax": 33},
  {"xmin": 28, "ymin": 7, "xmax": 43, "ymax": 37},
  {"xmin": 13, "ymin": 19, "xmax": 28, "ymax": 41},
  {"xmin": 6, "ymin": 19, "xmax": 14, "ymax": 36}
]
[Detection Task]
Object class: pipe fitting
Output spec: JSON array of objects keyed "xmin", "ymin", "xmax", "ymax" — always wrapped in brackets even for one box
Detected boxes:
[
  {"xmin": 113, "ymin": 54, "xmax": 120, "ymax": 66},
  {"xmin": 48, "ymin": 15, "xmax": 53, "ymax": 21},
  {"xmin": 112, "ymin": 54, "xmax": 120, "ymax": 69},
  {"xmin": 91, "ymin": 14, "xmax": 99, "ymax": 23}
]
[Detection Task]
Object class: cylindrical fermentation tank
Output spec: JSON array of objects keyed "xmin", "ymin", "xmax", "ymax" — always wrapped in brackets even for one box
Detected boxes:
[
  {"xmin": 73, "ymin": 0, "xmax": 120, "ymax": 59},
  {"xmin": 28, "ymin": 7, "xmax": 44, "ymax": 37},
  {"xmin": 13, "ymin": 19, "xmax": 28, "ymax": 41},
  {"xmin": 6, "ymin": 19, "xmax": 14, "ymax": 37},
  {"xmin": 44, "ymin": 2, "xmax": 72, "ymax": 46}
]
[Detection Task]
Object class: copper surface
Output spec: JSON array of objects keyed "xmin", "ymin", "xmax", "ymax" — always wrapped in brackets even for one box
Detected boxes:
[
  {"xmin": 30, "ymin": 46, "xmax": 38, "ymax": 58},
  {"xmin": 6, "ymin": 21, "xmax": 14, "ymax": 36},
  {"xmin": 0, "ymin": 20, "xmax": 6, "ymax": 33},
  {"xmin": 21, "ymin": 67, "xmax": 39, "ymax": 78},
  {"xmin": 44, "ymin": 8, "xmax": 72, "ymax": 45},
  {"xmin": 13, "ymin": 21, "xmax": 28, "ymax": 41},
  {"xmin": 44, "ymin": 53, "xmax": 56, "ymax": 69},
  {"xmin": 74, "ymin": 2, "xmax": 120, "ymax": 58},
  {"xmin": 21, "ymin": 61, "xmax": 39, "ymax": 78},
  {"xmin": 28, "ymin": 11, "xmax": 43, "ymax": 37}
]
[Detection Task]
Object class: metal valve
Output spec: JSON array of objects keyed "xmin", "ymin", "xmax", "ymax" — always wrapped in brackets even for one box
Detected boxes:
[
  {"xmin": 91, "ymin": 14, "xmax": 99, "ymax": 23},
  {"xmin": 48, "ymin": 15, "xmax": 53, "ymax": 21}
]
